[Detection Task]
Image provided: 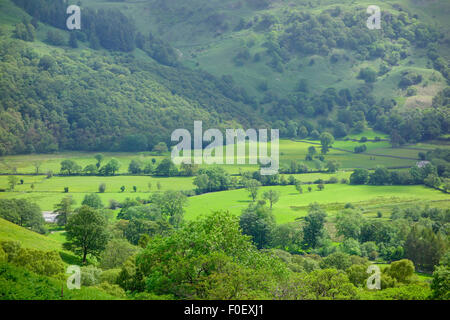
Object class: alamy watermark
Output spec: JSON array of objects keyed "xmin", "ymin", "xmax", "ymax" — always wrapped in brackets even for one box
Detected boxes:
[
  {"xmin": 367, "ymin": 5, "xmax": 381, "ymax": 30},
  {"xmin": 366, "ymin": 265, "xmax": 381, "ymax": 290},
  {"xmin": 66, "ymin": 265, "xmax": 81, "ymax": 290},
  {"xmin": 66, "ymin": 5, "xmax": 81, "ymax": 30},
  {"xmin": 171, "ymin": 121, "xmax": 279, "ymax": 175}
]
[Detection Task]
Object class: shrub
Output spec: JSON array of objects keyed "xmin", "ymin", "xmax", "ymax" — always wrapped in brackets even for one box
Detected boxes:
[
  {"xmin": 81, "ymin": 265, "xmax": 103, "ymax": 286},
  {"xmin": 0, "ymin": 241, "xmax": 21, "ymax": 262},
  {"xmin": 99, "ymin": 268, "xmax": 122, "ymax": 285},
  {"xmin": 95, "ymin": 282, "xmax": 126, "ymax": 298},
  {"xmin": 328, "ymin": 177, "xmax": 338, "ymax": 184},
  {"xmin": 99, "ymin": 183, "xmax": 106, "ymax": 193},
  {"xmin": 0, "ymin": 246, "xmax": 7, "ymax": 262},
  {"xmin": 11, "ymin": 248, "xmax": 65, "ymax": 277},
  {"xmin": 385, "ymin": 259, "xmax": 415, "ymax": 283}
]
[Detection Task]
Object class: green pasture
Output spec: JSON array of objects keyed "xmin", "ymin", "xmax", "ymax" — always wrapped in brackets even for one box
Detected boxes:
[
  {"xmin": 0, "ymin": 152, "xmax": 167, "ymax": 175},
  {"xmin": 0, "ymin": 191, "xmax": 152, "ymax": 211},
  {"xmin": 0, "ymin": 175, "xmax": 195, "ymax": 193},
  {"xmin": 0, "ymin": 138, "xmax": 425, "ymax": 175},
  {"xmin": 184, "ymin": 184, "xmax": 450, "ymax": 224}
]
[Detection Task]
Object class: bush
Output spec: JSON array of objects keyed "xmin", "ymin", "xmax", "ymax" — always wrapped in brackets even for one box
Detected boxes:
[
  {"xmin": 95, "ymin": 282, "xmax": 126, "ymax": 298},
  {"xmin": 385, "ymin": 259, "xmax": 415, "ymax": 283},
  {"xmin": 99, "ymin": 268, "xmax": 122, "ymax": 285},
  {"xmin": 11, "ymin": 248, "xmax": 65, "ymax": 277},
  {"xmin": 0, "ymin": 241, "xmax": 21, "ymax": 262},
  {"xmin": 320, "ymin": 252, "xmax": 352, "ymax": 270},
  {"xmin": 328, "ymin": 177, "xmax": 338, "ymax": 184},
  {"xmin": 0, "ymin": 246, "xmax": 7, "ymax": 262},
  {"xmin": 99, "ymin": 183, "xmax": 106, "ymax": 193},
  {"xmin": 81, "ymin": 265, "xmax": 103, "ymax": 286}
]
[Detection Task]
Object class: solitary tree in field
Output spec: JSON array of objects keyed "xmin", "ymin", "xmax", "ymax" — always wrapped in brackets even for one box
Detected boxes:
[
  {"xmin": 295, "ymin": 182, "xmax": 303, "ymax": 194},
  {"xmin": 33, "ymin": 161, "xmax": 43, "ymax": 174},
  {"xmin": 263, "ymin": 190, "xmax": 280, "ymax": 209},
  {"xmin": 245, "ymin": 179, "xmax": 262, "ymax": 202},
  {"xmin": 8, "ymin": 176, "xmax": 19, "ymax": 190},
  {"xmin": 60, "ymin": 160, "xmax": 81, "ymax": 175},
  {"xmin": 326, "ymin": 160, "xmax": 340, "ymax": 173},
  {"xmin": 317, "ymin": 183, "xmax": 325, "ymax": 191},
  {"xmin": 108, "ymin": 158, "xmax": 121, "ymax": 175},
  {"xmin": 320, "ymin": 132, "xmax": 334, "ymax": 154},
  {"xmin": 95, "ymin": 154, "xmax": 104, "ymax": 169},
  {"xmin": 308, "ymin": 186, "xmax": 312, "ymax": 192},
  {"xmin": 99, "ymin": 183, "xmax": 106, "ymax": 193},
  {"xmin": 148, "ymin": 182, "xmax": 152, "ymax": 191},
  {"xmin": 64, "ymin": 206, "xmax": 109, "ymax": 264}
]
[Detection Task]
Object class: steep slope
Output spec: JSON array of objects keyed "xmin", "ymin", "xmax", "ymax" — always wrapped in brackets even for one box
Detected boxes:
[
  {"xmin": 1, "ymin": 0, "xmax": 449, "ymax": 155},
  {"xmin": 81, "ymin": 0, "xmax": 450, "ymax": 100},
  {"xmin": 0, "ymin": 0, "xmax": 265, "ymax": 155},
  {"xmin": 0, "ymin": 218, "xmax": 62, "ymax": 251}
]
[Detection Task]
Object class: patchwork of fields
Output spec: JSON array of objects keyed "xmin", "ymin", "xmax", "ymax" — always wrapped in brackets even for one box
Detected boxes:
[
  {"xmin": 184, "ymin": 184, "xmax": 449, "ymax": 224},
  {"xmin": 0, "ymin": 138, "xmax": 447, "ymax": 214}
]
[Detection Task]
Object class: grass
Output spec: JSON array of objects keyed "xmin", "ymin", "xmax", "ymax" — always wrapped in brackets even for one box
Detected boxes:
[
  {"xmin": 0, "ymin": 138, "xmax": 427, "ymax": 177},
  {"xmin": 0, "ymin": 218, "xmax": 61, "ymax": 251},
  {"xmin": 184, "ymin": 184, "xmax": 450, "ymax": 224},
  {"xmin": 0, "ymin": 191, "xmax": 152, "ymax": 211},
  {"xmin": 0, "ymin": 151, "xmax": 167, "ymax": 175},
  {"xmin": 0, "ymin": 175, "xmax": 195, "ymax": 193},
  {"xmin": 0, "ymin": 217, "xmax": 81, "ymax": 264},
  {"xmin": 0, "ymin": 136, "xmax": 447, "ymax": 211}
]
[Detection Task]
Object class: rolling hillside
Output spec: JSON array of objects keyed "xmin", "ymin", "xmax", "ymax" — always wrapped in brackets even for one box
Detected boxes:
[{"xmin": 0, "ymin": 0, "xmax": 448, "ymax": 156}]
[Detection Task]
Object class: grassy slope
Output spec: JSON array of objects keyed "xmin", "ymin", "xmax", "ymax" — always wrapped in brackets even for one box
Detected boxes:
[
  {"xmin": 0, "ymin": 218, "xmax": 80, "ymax": 264},
  {"xmin": 0, "ymin": 218, "xmax": 61, "ymax": 250}
]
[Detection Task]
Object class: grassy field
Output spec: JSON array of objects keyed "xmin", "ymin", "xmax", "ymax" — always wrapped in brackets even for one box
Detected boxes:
[
  {"xmin": 0, "ymin": 152, "xmax": 167, "ymax": 175},
  {"xmin": 0, "ymin": 175, "xmax": 195, "ymax": 193},
  {"xmin": 184, "ymin": 184, "xmax": 450, "ymax": 224},
  {"xmin": 0, "ymin": 136, "xmax": 447, "ymax": 212},
  {"xmin": 0, "ymin": 138, "xmax": 424, "ymax": 177}
]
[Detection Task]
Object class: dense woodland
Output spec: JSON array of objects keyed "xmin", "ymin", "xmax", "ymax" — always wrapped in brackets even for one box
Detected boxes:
[{"xmin": 0, "ymin": 0, "xmax": 447, "ymax": 155}]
